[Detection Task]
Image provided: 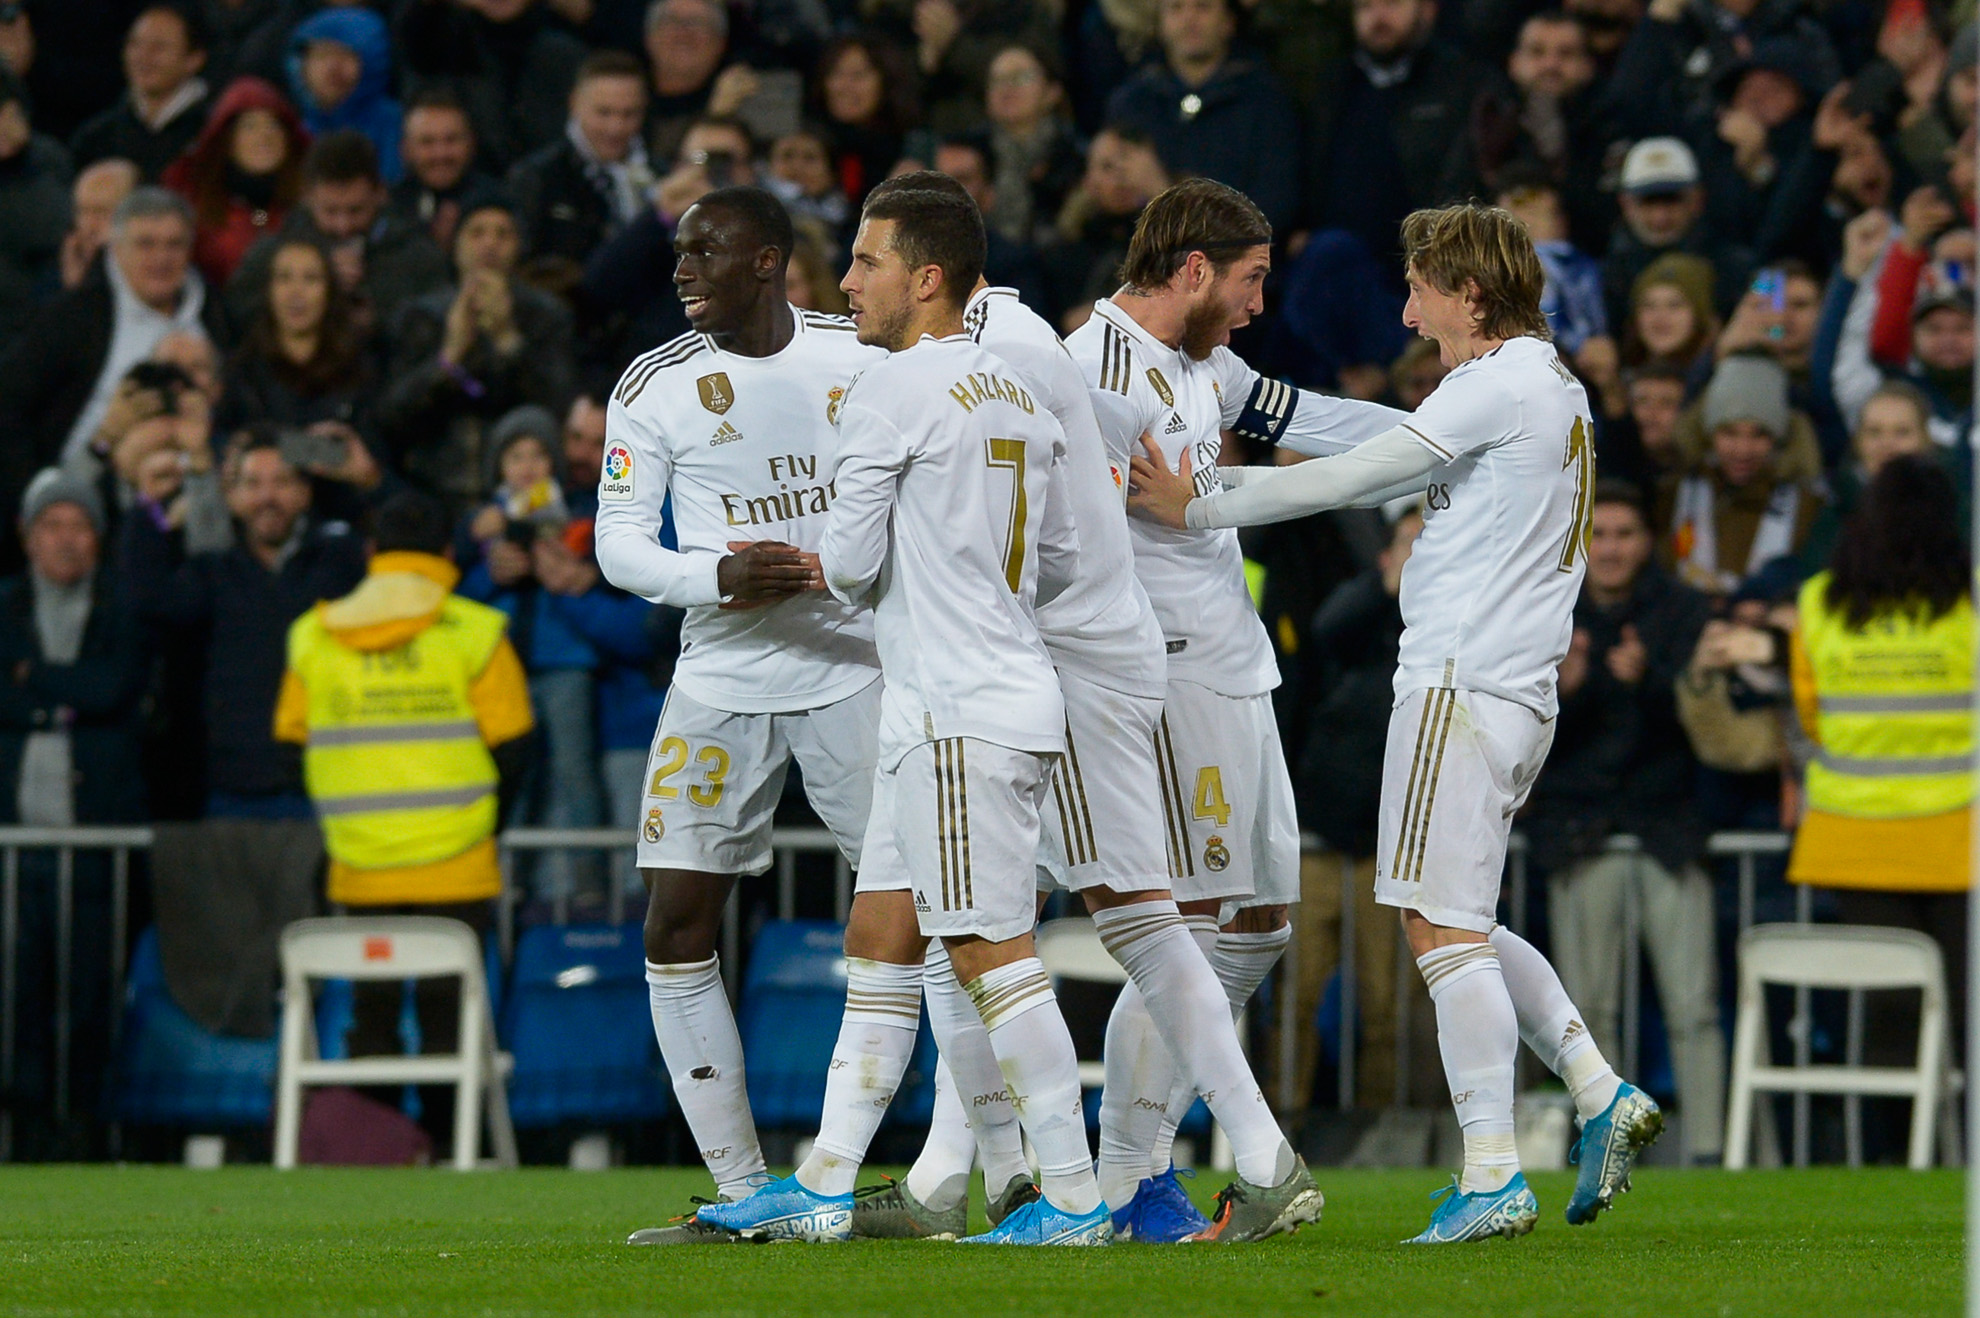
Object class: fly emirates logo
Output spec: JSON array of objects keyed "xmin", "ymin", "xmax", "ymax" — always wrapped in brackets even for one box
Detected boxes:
[{"xmin": 719, "ymin": 454, "xmax": 836, "ymax": 528}]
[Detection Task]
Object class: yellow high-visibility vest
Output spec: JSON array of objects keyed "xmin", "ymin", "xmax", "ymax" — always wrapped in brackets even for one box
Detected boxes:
[
  {"xmin": 1798, "ymin": 570, "xmax": 1974, "ymax": 819},
  {"xmin": 286, "ymin": 597, "xmax": 507, "ymax": 869}
]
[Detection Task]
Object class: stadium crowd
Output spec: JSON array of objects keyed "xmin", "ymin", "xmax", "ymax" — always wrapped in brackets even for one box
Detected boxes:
[{"xmin": 0, "ymin": 0, "xmax": 1970, "ymax": 1165}]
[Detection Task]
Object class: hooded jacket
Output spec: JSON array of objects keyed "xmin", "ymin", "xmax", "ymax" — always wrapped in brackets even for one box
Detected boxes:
[
  {"xmin": 288, "ymin": 7, "xmax": 403, "ymax": 183},
  {"xmin": 275, "ymin": 550, "xmax": 533, "ymax": 903},
  {"xmin": 163, "ymin": 77, "xmax": 311, "ymax": 286}
]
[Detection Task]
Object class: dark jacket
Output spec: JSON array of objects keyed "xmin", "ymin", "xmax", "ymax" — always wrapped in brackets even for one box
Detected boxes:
[
  {"xmin": 226, "ymin": 205, "xmax": 452, "ymax": 336},
  {"xmin": 580, "ymin": 207, "xmax": 690, "ymax": 376},
  {"xmin": 0, "ymin": 263, "xmax": 228, "ymax": 554},
  {"xmin": 1296, "ymin": 566, "xmax": 1405, "ymax": 858},
  {"xmin": 387, "ymin": 169, "xmax": 500, "ymax": 251},
  {"xmin": 1523, "ymin": 564, "xmax": 1714, "ymax": 873},
  {"xmin": 507, "ymin": 135, "xmax": 620, "ymax": 268},
  {"xmin": 1106, "ymin": 57, "xmax": 1305, "ymax": 231},
  {"xmin": 120, "ymin": 510, "xmax": 366, "ymax": 799},
  {"xmin": 1602, "ymin": 0, "xmax": 1840, "ymax": 141},
  {"xmin": 378, "ymin": 280, "xmax": 577, "ymax": 515},
  {"xmin": 68, "ymin": 85, "xmax": 211, "ymax": 181},
  {"xmin": 0, "ymin": 572, "xmax": 148, "ymax": 824},
  {"xmin": 0, "ymin": 134, "xmax": 75, "ymax": 357},
  {"xmin": 393, "ymin": 0, "xmax": 586, "ymax": 173},
  {"xmin": 1305, "ymin": 43, "xmax": 1490, "ymax": 265},
  {"xmin": 1600, "ymin": 223, "xmax": 1754, "ymax": 330}
]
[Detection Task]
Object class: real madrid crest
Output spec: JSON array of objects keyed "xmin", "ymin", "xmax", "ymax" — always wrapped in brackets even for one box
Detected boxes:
[
  {"xmin": 644, "ymin": 807, "xmax": 666, "ymax": 844},
  {"xmin": 826, "ymin": 385, "xmax": 846, "ymax": 425},
  {"xmin": 1204, "ymin": 834, "xmax": 1230, "ymax": 872},
  {"xmin": 1146, "ymin": 368, "xmax": 1174, "ymax": 408},
  {"xmin": 697, "ymin": 372, "xmax": 734, "ymax": 415}
]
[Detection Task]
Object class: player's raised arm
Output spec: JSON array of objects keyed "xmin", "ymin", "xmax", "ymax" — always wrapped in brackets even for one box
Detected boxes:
[
  {"xmin": 1219, "ymin": 359, "xmax": 1413, "ymax": 458},
  {"xmin": 819, "ymin": 397, "xmax": 910, "ymax": 605},
  {"xmin": 1128, "ymin": 427, "xmax": 1440, "ymax": 528}
]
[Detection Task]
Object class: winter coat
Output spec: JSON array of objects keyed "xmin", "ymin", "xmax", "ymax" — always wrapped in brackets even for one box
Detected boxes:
[
  {"xmin": 162, "ymin": 77, "xmax": 311, "ymax": 287},
  {"xmin": 0, "ymin": 572, "xmax": 148, "ymax": 824},
  {"xmin": 1106, "ymin": 57, "xmax": 1304, "ymax": 231},
  {"xmin": 287, "ymin": 6, "xmax": 403, "ymax": 183},
  {"xmin": 120, "ymin": 510, "xmax": 366, "ymax": 799},
  {"xmin": 69, "ymin": 83, "xmax": 211, "ymax": 181},
  {"xmin": 0, "ymin": 135, "xmax": 74, "ymax": 356},
  {"xmin": 393, "ymin": 0, "xmax": 586, "ymax": 173}
]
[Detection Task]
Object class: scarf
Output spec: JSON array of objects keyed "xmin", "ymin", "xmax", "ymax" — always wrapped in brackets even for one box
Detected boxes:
[
  {"xmin": 17, "ymin": 574, "xmax": 92, "ymax": 826},
  {"xmin": 567, "ymin": 118, "xmax": 655, "ymax": 228},
  {"xmin": 1670, "ymin": 474, "xmax": 1801, "ymax": 595}
]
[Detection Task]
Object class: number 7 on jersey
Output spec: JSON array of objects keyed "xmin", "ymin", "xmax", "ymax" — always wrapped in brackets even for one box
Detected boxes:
[{"xmin": 985, "ymin": 438, "xmax": 1027, "ymax": 593}]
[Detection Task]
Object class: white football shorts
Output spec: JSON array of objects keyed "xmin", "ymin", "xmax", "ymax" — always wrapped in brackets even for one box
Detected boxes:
[
  {"xmin": 633, "ymin": 678, "xmax": 880, "ymax": 875},
  {"xmin": 1373, "ymin": 685, "xmax": 1556, "ymax": 933},
  {"xmin": 857, "ymin": 736, "xmax": 1053, "ymax": 944},
  {"xmin": 1036, "ymin": 669, "xmax": 1171, "ymax": 897},
  {"xmin": 1154, "ymin": 679, "xmax": 1301, "ymax": 908}
]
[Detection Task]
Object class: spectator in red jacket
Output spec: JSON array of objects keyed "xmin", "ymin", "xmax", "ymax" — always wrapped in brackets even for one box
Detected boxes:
[{"xmin": 163, "ymin": 76, "xmax": 308, "ymax": 287}]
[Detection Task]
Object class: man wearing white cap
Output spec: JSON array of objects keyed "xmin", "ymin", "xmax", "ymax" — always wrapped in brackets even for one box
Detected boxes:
[{"xmin": 1602, "ymin": 135, "xmax": 1750, "ymax": 331}]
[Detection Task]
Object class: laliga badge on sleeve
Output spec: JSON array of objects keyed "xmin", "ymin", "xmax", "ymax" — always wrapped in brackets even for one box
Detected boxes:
[{"xmin": 600, "ymin": 442, "xmax": 636, "ymax": 502}]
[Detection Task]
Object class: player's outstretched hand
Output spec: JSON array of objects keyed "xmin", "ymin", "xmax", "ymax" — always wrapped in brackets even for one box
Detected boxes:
[
  {"xmin": 1126, "ymin": 433, "xmax": 1195, "ymax": 530},
  {"xmin": 718, "ymin": 540, "xmax": 821, "ymax": 610}
]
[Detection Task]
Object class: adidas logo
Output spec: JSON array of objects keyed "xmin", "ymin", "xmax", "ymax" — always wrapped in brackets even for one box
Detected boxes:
[
  {"xmin": 710, "ymin": 421, "xmax": 744, "ymax": 446},
  {"xmin": 1163, "ymin": 413, "xmax": 1186, "ymax": 435}
]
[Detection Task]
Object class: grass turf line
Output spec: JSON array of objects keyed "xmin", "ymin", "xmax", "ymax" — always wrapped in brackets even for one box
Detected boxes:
[{"xmin": 0, "ymin": 1165, "xmax": 1959, "ymax": 1318}]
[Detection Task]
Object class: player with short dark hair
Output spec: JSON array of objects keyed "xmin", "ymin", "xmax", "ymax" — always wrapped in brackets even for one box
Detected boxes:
[
  {"xmin": 597, "ymin": 185, "xmax": 888, "ymax": 1245},
  {"xmin": 1130, "ymin": 202, "xmax": 1661, "ymax": 1244}
]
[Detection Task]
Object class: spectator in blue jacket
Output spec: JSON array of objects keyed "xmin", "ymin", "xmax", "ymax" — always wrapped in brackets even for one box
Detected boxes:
[{"xmin": 287, "ymin": 7, "xmax": 403, "ymax": 185}]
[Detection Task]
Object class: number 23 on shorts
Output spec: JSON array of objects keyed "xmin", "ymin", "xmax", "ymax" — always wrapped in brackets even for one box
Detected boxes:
[{"xmin": 648, "ymin": 737, "xmax": 732, "ymax": 807}]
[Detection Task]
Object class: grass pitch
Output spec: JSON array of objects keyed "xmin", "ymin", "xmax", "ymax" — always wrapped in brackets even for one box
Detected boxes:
[{"xmin": 0, "ymin": 1164, "xmax": 1960, "ymax": 1317}]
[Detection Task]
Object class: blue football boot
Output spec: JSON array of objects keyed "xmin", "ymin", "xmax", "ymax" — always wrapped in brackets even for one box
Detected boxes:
[
  {"xmin": 695, "ymin": 1173, "xmax": 853, "ymax": 1242},
  {"xmin": 1404, "ymin": 1174, "xmax": 1539, "ymax": 1244},
  {"xmin": 1112, "ymin": 1166, "xmax": 1211, "ymax": 1243},
  {"xmin": 1566, "ymin": 1082, "xmax": 1663, "ymax": 1225},
  {"xmin": 959, "ymin": 1196, "xmax": 1113, "ymax": 1245}
]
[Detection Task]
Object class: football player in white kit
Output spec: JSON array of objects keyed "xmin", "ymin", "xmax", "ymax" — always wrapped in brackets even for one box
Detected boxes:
[
  {"xmin": 1128, "ymin": 203, "xmax": 1662, "ymax": 1244},
  {"xmin": 699, "ymin": 180, "xmax": 1111, "ymax": 1245},
  {"xmin": 1062, "ymin": 179, "xmax": 1408, "ymax": 1219},
  {"xmin": 596, "ymin": 187, "xmax": 888, "ymax": 1245},
  {"xmin": 828, "ymin": 174, "xmax": 1319, "ymax": 1245}
]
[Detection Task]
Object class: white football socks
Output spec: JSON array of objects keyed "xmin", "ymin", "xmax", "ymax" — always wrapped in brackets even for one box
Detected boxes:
[
  {"xmin": 1095, "ymin": 982, "xmax": 1167, "ymax": 1206},
  {"xmin": 1148, "ymin": 921, "xmax": 1290, "ymax": 1175},
  {"xmin": 963, "ymin": 956, "xmax": 1101, "ymax": 1215},
  {"xmin": 1418, "ymin": 942, "xmax": 1521, "ymax": 1195},
  {"xmin": 1489, "ymin": 924, "xmax": 1623, "ymax": 1121},
  {"xmin": 903, "ymin": 1060, "xmax": 976, "ymax": 1213},
  {"xmin": 1093, "ymin": 901, "xmax": 1294, "ymax": 1193},
  {"xmin": 645, "ymin": 956, "xmax": 766, "ymax": 1199},
  {"xmin": 795, "ymin": 958, "xmax": 922, "ymax": 1196},
  {"xmin": 917, "ymin": 941, "xmax": 1029, "ymax": 1202}
]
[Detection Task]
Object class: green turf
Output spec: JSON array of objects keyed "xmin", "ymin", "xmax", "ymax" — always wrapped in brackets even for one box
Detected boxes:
[{"xmin": 0, "ymin": 1164, "xmax": 1961, "ymax": 1317}]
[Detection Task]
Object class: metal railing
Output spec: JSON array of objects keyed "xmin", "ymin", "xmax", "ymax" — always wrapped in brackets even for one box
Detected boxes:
[{"xmin": 1, "ymin": 822, "xmax": 1809, "ymax": 1163}]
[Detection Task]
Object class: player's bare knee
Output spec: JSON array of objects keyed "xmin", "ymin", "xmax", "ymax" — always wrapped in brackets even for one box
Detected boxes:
[
  {"xmin": 641, "ymin": 868, "xmax": 731, "ymax": 963},
  {"xmin": 843, "ymin": 890, "xmax": 925, "ymax": 964},
  {"xmin": 1400, "ymin": 908, "xmax": 1488, "ymax": 960},
  {"xmin": 1176, "ymin": 897, "xmax": 1222, "ymax": 920},
  {"xmin": 1082, "ymin": 886, "xmax": 1172, "ymax": 912}
]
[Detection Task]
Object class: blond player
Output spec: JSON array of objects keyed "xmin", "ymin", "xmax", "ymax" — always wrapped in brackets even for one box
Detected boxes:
[{"xmin": 1129, "ymin": 203, "xmax": 1661, "ymax": 1244}]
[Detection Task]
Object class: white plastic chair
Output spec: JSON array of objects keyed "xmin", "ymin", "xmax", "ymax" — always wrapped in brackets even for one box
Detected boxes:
[
  {"xmin": 1724, "ymin": 923, "xmax": 1959, "ymax": 1170},
  {"xmin": 273, "ymin": 916, "xmax": 517, "ymax": 1171},
  {"xmin": 1032, "ymin": 915, "xmax": 1236, "ymax": 1171}
]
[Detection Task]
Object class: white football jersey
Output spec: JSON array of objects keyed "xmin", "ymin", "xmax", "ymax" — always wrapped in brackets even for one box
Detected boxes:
[
  {"xmin": 1393, "ymin": 335, "xmax": 1594, "ymax": 716},
  {"xmin": 595, "ymin": 309, "xmax": 887, "ymax": 714},
  {"xmin": 1065, "ymin": 298, "xmax": 1406, "ymax": 696},
  {"xmin": 965, "ymin": 286, "xmax": 1165, "ymax": 700},
  {"xmin": 820, "ymin": 332, "xmax": 1072, "ymax": 759}
]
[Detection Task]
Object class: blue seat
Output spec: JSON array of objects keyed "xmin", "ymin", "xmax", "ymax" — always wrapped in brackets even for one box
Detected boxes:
[
  {"xmin": 113, "ymin": 928, "xmax": 277, "ymax": 1127},
  {"xmin": 739, "ymin": 920, "xmax": 850, "ymax": 1128},
  {"xmin": 501, "ymin": 922, "xmax": 670, "ymax": 1128}
]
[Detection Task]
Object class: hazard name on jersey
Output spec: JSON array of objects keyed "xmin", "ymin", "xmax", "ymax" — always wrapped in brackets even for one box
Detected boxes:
[{"xmin": 946, "ymin": 370, "xmax": 1037, "ymax": 416}]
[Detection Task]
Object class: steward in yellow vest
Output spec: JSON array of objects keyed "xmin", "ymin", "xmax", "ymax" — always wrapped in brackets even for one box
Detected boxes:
[
  {"xmin": 274, "ymin": 499, "xmax": 535, "ymax": 908},
  {"xmin": 1788, "ymin": 458, "xmax": 1973, "ymax": 894}
]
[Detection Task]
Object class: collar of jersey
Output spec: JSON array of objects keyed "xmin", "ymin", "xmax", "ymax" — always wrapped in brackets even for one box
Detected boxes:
[
  {"xmin": 1092, "ymin": 298, "xmax": 1177, "ymax": 362},
  {"xmin": 700, "ymin": 304, "xmax": 817, "ymax": 362},
  {"xmin": 965, "ymin": 286, "xmax": 1022, "ymax": 312}
]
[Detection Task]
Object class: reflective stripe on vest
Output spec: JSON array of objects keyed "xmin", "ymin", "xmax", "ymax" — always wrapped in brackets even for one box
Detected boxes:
[
  {"xmin": 1798, "ymin": 571, "xmax": 1974, "ymax": 819},
  {"xmin": 289, "ymin": 595, "xmax": 507, "ymax": 869}
]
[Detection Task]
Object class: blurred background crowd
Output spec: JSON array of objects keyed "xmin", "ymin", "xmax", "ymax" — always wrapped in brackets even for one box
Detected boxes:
[{"xmin": 0, "ymin": 0, "xmax": 1972, "ymax": 1167}]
